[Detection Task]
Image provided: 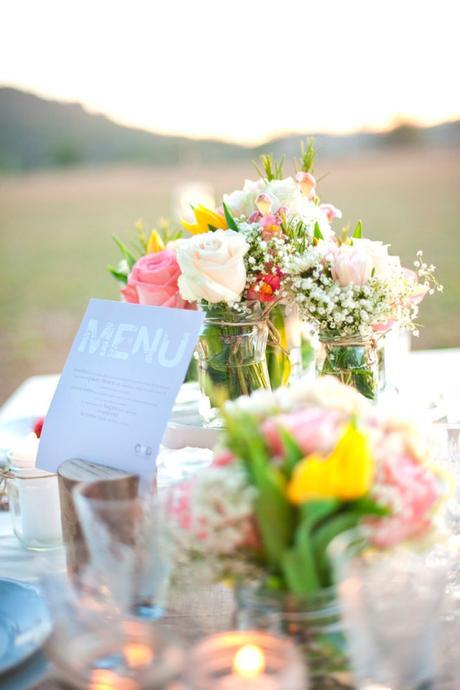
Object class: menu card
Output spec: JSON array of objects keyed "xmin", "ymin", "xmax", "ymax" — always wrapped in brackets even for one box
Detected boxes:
[{"xmin": 37, "ymin": 299, "xmax": 204, "ymax": 479}]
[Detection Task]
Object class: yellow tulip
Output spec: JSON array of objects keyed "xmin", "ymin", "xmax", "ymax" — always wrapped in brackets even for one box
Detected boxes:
[
  {"xmin": 287, "ymin": 423, "xmax": 373, "ymax": 503},
  {"xmin": 147, "ymin": 229, "xmax": 166, "ymax": 254},
  {"xmin": 181, "ymin": 204, "xmax": 228, "ymax": 235}
]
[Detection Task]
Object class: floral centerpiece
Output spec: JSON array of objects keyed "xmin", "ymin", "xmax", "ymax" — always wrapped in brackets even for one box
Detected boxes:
[
  {"xmin": 164, "ymin": 377, "xmax": 446, "ymax": 685},
  {"xmin": 108, "ymin": 143, "xmax": 440, "ymax": 410},
  {"xmin": 289, "ymin": 225, "xmax": 442, "ymax": 399}
]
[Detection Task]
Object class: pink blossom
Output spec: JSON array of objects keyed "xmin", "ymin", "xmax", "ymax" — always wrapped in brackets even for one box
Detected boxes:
[
  {"xmin": 248, "ymin": 210, "xmax": 262, "ymax": 223},
  {"xmin": 295, "ymin": 171, "xmax": 316, "ymax": 199},
  {"xmin": 247, "ymin": 269, "xmax": 282, "ymax": 303},
  {"xmin": 320, "ymin": 203, "xmax": 342, "ymax": 223},
  {"xmin": 213, "ymin": 450, "xmax": 236, "ymax": 467},
  {"xmin": 403, "ymin": 268, "xmax": 429, "ymax": 305},
  {"xmin": 262, "ymin": 407, "xmax": 345, "ymax": 456},
  {"xmin": 121, "ymin": 249, "xmax": 195, "ymax": 309},
  {"xmin": 370, "ymin": 452, "xmax": 441, "ymax": 548},
  {"xmin": 331, "ymin": 244, "xmax": 373, "ymax": 287},
  {"xmin": 255, "ymin": 192, "xmax": 273, "ymax": 216}
]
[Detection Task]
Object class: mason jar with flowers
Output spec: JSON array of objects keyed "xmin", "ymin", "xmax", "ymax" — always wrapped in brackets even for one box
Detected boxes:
[
  {"xmin": 163, "ymin": 377, "xmax": 446, "ymax": 689},
  {"xmin": 289, "ymin": 224, "xmax": 441, "ymax": 400}
]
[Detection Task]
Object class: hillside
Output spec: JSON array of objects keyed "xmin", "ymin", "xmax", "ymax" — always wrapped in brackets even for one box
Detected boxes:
[{"xmin": 0, "ymin": 87, "xmax": 459, "ymax": 171}]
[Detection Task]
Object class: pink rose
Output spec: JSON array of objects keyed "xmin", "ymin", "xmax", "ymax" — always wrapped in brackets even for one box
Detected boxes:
[
  {"xmin": 262, "ymin": 407, "xmax": 345, "ymax": 457},
  {"xmin": 370, "ymin": 453, "xmax": 441, "ymax": 548},
  {"xmin": 331, "ymin": 244, "xmax": 373, "ymax": 287},
  {"xmin": 121, "ymin": 249, "xmax": 195, "ymax": 310}
]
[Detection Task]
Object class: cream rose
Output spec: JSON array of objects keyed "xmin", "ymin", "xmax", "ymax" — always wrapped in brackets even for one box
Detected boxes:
[{"xmin": 176, "ymin": 230, "xmax": 249, "ymax": 304}]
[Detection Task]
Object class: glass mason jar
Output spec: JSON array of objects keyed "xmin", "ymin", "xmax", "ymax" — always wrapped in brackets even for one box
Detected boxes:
[
  {"xmin": 266, "ymin": 302, "xmax": 303, "ymax": 390},
  {"xmin": 235, "ymin": 585, "xmax": 352, "ymax": 690},
  {"xmin": 4, "ymin": 458, "xmax": 62, "ymax": 551},
  {"xmin": 196, "ymin": 304, "xmax": 271, "ymax": 427},
  {"xmin": 316, "ymin": 334, "xmax": 384, "ymax": 401}
]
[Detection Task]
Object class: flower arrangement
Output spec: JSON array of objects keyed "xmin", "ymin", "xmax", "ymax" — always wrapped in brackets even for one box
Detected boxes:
[
  {"xmin": 108, "ymin": 142, "xmax": 440, "ymax": 405},
  {"xmin": 165, "ymin": 377, "xmax": 445, "ymax": 594}
]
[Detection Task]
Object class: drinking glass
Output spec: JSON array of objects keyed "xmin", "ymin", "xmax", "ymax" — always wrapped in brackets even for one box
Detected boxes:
[
  {"xmin": 74, "ymin": 484, "xmax": 171, "ymax": 620},
  {"xmin": 331, "ymin": 530, "xmax": 448, "ymax": 690},
  {"xmin": 42, "ymin": 574, "xmax": 184, "ymax": 690}
]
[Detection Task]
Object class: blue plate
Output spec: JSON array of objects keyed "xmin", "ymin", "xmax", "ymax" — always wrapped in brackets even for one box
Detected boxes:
[{"xmin": 0, "ymin": 579, "xmax": 52, "ymax": 675}]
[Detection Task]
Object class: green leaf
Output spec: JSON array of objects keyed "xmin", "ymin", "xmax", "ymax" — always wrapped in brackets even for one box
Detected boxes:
[
  {"xmin": 254, "ymin": 468, "xmax": 295, "ymax": 570},
  {"xmin": 313, "ymin": 222, "xmax": 324, "ymax": 241},
  {"xmin": 222, "ymin": 202, "xmax": 239, "ymax": 231},
  {"xmin": 348, "ymin": 495, "xmax": 390, "ymax": 518},
  {"xmin": 282, "ymin": 539, "xmax": 320, "ymax": 594},
  {"xmin": 207, "ymin": 224, "xmax": 217, "ymax": 232},
  {"xmin": 107, "ymin": 264, "xmax": 129, "ymax": 284},
  {"xmin": 278, "ymin": 428, "xmax": 303, "ymax": 475},
  {"xmin": 352, "ymin": 220, "xmax": 363, "ymax": 239},
  {"xmin": 112, "ymin": 234, "xmax": 137, "ymax": 269},
  {"xmin": 312, "ymin": 512, "xmax": 362, "ymax": 586},
  {"xmin": 300, "ymin": 499, "xmax": 340, "ymax": 531}
]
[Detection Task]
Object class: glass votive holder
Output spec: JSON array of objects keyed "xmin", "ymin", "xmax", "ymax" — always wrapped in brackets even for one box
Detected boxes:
[
  {"xmin": 46, "ymin": 616, "xmax": 184, "ymax": 690},
  {"xmin": 187, "ymin": 630, "xmax": 308, "ymax": 690},
  {"xmin": 5, "ymin": 439, "xmax": 62, "ymax": 551}
]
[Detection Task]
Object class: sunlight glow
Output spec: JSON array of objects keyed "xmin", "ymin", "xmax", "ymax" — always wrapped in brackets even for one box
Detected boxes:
[{"xmin": 0, "ymin": 0, "xmax": 458, "ymax": 144}]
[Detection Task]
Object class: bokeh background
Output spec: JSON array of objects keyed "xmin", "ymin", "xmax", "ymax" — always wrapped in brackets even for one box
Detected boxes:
[{"xmin": 1, "ymin": 0, "xmax": 459, "ymax": 403}]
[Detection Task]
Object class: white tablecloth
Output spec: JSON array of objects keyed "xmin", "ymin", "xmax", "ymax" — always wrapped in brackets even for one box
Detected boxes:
[{"xmin": 1, "ymin": 350, "xmax": 460, "ymax": 689}]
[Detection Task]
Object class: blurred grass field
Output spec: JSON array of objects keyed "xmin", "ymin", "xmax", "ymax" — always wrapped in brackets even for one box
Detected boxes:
[{"xmin": 0, "ymin": 147, "xmax": 459, "ymax": 403}]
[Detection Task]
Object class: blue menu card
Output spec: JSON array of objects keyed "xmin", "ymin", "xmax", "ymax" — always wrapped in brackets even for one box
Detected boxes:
[{"xmin": 37, "ymin": 299, "xmax": 204, "ymax": 479}]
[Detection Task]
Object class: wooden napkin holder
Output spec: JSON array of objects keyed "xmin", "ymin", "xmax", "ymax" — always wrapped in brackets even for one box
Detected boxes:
[{"xmin": 57, "ymin": 458, "xmax": 139, "ymax": 576}]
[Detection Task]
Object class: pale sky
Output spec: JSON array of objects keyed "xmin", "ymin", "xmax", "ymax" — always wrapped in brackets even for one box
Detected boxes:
[{"xmin": 1, "ymin": 0, "xmax": 459, "ymax": 145}]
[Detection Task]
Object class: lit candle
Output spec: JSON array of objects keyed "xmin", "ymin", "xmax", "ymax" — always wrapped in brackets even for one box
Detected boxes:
[
  {"xmin": 122, "ymin": 642, "xmax": 154, "ymax": 669},
  {"xmin": 217, "ymin": 644, "xmax": 278, "ymax": 690},
  {"xmin": 89, "ymin": 669, "xmax": 139, "ymax": 690}
]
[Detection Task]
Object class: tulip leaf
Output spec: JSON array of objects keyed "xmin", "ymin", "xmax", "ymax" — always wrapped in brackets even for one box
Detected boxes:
[
  {"xmin": 300, "ymin": 499, "xmax": 340, "ymax": 531},
  {"xmin": 282, "ymin": 539, "xmax": 320, "ymax": 594},
  {"xmin": 348, "ymin": 495, "xmax": 391, "ymax": 517},
  {"xmin": 112, "ymin": 234, "xmax": 137, "ymax": 269},
  {"xmin": 352, "ymin": 220, "xmax": 363, "ymax": 239},
  {"xmin": 222, "ymin": 202, "xmax": 239, "ymax": 231},
  {"xmin": 313, "ymin": 222, "xmax": 324, "ymax": 241},
  {"xmin": 277, "ymin": 427, "xmax": 303, "ymax": 476},
  {"xmin": 312, "ymin": 512, "xmax": 363, "ymax": 585},
  {"xmin": 254, "ymin": 468, "xmax": 295, "ymax": 570}
]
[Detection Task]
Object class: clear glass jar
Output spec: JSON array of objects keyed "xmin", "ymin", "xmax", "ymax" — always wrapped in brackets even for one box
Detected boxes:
[
  {"xmin": 316, "ymin": 334, "xmax": 383, "ymax": 401},
  {"xmin": 5, "ymin": 458, "xmax": 62, "ymax": 551},
  {"xmin": 266, "ymin": 303, "xmax": 303, "ymax": 389},
  {"xmin": 196, "ymin": 305, "xmax": 271, "ymax": 427},
  {"xmin": 235, "ymin": 584, "xmax": 352, "ymax": 690}
]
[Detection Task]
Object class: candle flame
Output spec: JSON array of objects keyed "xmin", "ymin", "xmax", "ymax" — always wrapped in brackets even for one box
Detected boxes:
[
  {"xmin": 89, "ymin": 669, "xmax": 139, "ymax": 690},
  {"xmin": 233, "ymin": 644, "xmax": 265, "ymax": 679},
  {"xmin": 123, "ymin": 642, "xmax": 154, "ymax": 668}
]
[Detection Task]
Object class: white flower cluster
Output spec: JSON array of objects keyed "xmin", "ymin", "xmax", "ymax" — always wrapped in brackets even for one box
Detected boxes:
[
  {"xmin": 288, "ymin": 244, "xmax": 437, "ymax": 338},
  {"xmin": 166, "ymin": 464, "xmax": 260, "ymax": 585},
  {"xmin": 224, "ymin": 176, "xmax": 333, "ymax": 238},
  {"xmin": 224, "ymin": 374, "xmax": 369, "ymax": 418}
]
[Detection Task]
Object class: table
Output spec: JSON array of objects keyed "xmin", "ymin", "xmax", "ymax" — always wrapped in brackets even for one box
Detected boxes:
[{"xmin": 1, "ymin": 349, "xmax": 460, "ymax": 689}]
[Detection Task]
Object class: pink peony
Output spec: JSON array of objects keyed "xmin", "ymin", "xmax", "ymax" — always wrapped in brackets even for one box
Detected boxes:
[
  {"xmin": 262, "ymin": 407, "xmax": 345, "ymax": 457},
  {"xmin": 121, "ymin": 249, "xmax": 195, "ymax": 310},
  {"xmin": 370, "ymin": 452, "xmax": 441, "ymax": 548}
]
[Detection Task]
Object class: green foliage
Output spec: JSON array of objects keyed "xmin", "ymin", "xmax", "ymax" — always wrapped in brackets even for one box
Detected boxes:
[
  {"xmin": 296, "ymin": 137, "xmax": 316, "ymax": 173},
  {"xmin": 314, "ymin": 222, "xmax": 324, "ymax": 241},
  {"xmin": 222, "ymin": 201, "xmax": 239, "ymax": 231},
  {"xmin": 352, "ymin": 220, "xmax": 363, "ymax": 238},
  {"xmin": 111, "ymin": 234, "xmax": 137, "ymax": 270},
  {"xmin": 252, "ymin": 153, "xmax": 285, "ymax": 181}
]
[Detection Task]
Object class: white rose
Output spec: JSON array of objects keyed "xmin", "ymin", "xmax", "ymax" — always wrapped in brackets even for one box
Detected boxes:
[
  {"xmin": 176, "ymin": 230, "xmax": 249, "ymax": 304},
  {"xmin": 352, "ymin": 239, "xmax": 401, "ymax": 279},
  {"xmin": 224, "ymin": 179, "xmax": 265, "ymax": 217}
]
